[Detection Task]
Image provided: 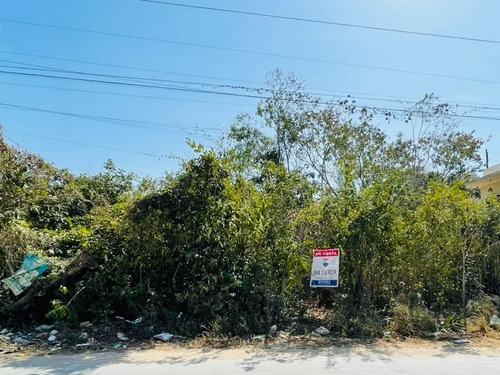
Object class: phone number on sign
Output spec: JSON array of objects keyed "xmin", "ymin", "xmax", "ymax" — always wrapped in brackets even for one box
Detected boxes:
[{"xmin": 313, "ymin": 269, "xmax": 337, "ymax": 276}]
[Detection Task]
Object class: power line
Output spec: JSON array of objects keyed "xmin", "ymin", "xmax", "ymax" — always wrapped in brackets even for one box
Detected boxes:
[
  {"xmin": 0, "ymin": 60, "xmax": 263, "ymax": 91},
  {"xmin": 2, "ymin": 93, "xmax": 500, "ymax": 137},
  {"xmin": 360, "ymin": 104, "xmax": 500, "ymax": 122},
  {"xmin": 0, "ymin": 19, "xmax": 498, "ymax": 85},
  {"xmin": 0, "ymin": 50, "xmax": 261, "ymax": 85},
  {"xmin": 0, "ymin": 69, "xmax": 266, "ymax": 99},
  {"xmin": 2, "ymin": 58, "xmax": 500, "ymax": 124},
  {"xmin": 308, "ymin": 87, "xmax": 500, "ymax": 111},
  {"xmin": 4, "ymin": 130, "xmax": 171, "ymax": 158},
  {"xmin": 138, "ymin": 0, "xmax": 500, "ymax": 45},
  {"xmin": 0, "ymin": 80, "xmax": 255, "ymax": 107},
  {"xmin": 4, "ymin": 62, "xmax": 500, "ymax": 117},
  {"xmin": 6, "ymin": 74, "xmax": 499, "ymax": 118},
  {"xmin": 3, "ymin": 51, "xmax": 500, "ymax": 111},
  {"xmin": 0, "ymin": 75, "xmax": 498, "ymax": 125},
  {"xmin": 2, "ymin": 133, "xmax": 25, "ymax": 150},
  {"xmin": 0, "ymin": 58, "xmax": 262, "ymax": 91},
  {"xmin": 7, "ymin": 58, "xmax": 500, "ymax": 111},
  {"xmin": 0, "ymin": 101, "xmax": 223, "ymax": 134}
]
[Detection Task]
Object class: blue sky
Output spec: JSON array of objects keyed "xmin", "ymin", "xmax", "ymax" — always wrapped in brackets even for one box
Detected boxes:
[{"xmin": 1, "ymin": 0, "xmax": 499, "ymax": 176}]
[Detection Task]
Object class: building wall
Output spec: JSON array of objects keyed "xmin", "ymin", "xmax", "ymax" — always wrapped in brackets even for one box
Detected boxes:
[
  {"xmin": 478, "ymin": 178, "xmax": 500, "ymax": 198},
  {"xmin": 465, "ymin": 164, "xmax": 500, "ymax": 198}
]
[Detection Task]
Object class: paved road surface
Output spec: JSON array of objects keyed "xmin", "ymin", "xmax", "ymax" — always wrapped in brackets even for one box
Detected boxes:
[{"xmin": 1, "ymin": 346, "xmax": 499, "ymax": 374}]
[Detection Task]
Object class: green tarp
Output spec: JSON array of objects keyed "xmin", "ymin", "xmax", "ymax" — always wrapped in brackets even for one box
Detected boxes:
[{"xmin": 1, "ymin": 254, "xmax": 49, "ymax": 296}]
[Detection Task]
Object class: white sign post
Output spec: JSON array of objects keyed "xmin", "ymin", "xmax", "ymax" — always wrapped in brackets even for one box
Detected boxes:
[{"xmin": 310, "ymin": 249, "xmax": 339, "ymax": 287}]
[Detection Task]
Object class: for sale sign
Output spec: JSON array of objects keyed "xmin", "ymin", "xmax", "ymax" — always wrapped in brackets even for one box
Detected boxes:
[{"xmin": 310, "ymin": 249, "xmax": 339, "ymax": 287}]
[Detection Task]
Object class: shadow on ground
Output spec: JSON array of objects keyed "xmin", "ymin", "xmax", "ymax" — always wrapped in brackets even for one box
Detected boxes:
[{"xmin": 0, "ymin": 340, "xmax": 497, "ymax": 374}]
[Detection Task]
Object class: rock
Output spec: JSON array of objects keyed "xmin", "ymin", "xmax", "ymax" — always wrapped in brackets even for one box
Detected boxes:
[
  {"xmin": 153, "ymin": 332, "xmax": 173, "ymax": 342},
  {"xmin": 50, "ymin": 330, "xmax": 59, "ymax": 336},
  {"xmin": 36, "ymin": 325, "xmax": 54, "ymax": 332},
  {"xmin": 116, "ymin": 332, "xmax": 129, "ymax": 341},
  {"xmin": 14, "ymin": 337, "xmax": 32, "ymax": 346},
  {"xmin": 0, "ymin": 335, "xmax": 11, "ymax": 342},
  {"xmin": 454, "ymin": 339, "xmax": 471, "ymax": 345},
  {"xmin": 79, "ymin": 332, "xmax": 89, "ymax": 341},
  {"xmin": 311, "ymin": 331, "xmax": 322, "ymax": 338},
  {"xmin": 314, "ymin": 326, "xmax": 330, "ymax": 336},
  {"xmin": 48, "ymin": 335, "xmax": 57, "ymax": 342},
  {"xmin": 0, "ymin": 329, "xmax": 8, "ymax": 335}
]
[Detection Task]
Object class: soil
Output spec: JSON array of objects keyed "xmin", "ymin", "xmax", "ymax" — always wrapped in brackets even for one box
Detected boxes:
[{"xmin": 1, "ymin": 327, "xmax": 499, "ymax": 359}]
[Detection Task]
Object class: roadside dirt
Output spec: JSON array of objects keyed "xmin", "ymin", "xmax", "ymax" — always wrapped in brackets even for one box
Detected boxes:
[{"xmin": 2, "ymin": 331, "xmax": 499, "ymax": 360}]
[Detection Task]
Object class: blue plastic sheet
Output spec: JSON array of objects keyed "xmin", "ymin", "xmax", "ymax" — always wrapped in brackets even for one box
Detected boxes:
[{"xmin": 1, "ymin": 254, "xmax": 49, "ymax": 296}]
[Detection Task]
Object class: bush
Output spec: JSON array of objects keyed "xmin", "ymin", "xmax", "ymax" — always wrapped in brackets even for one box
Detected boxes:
[
  {"xmin": 1, "ymin": 113, "xmax": 499, "ymax": 338},
  {"xmin": 411, "ymin": 307, "xmax": 438, "ymax": 334},
  {"xmin": 321, "ymin": 306, "xmax": 384, "ymax": 338},
  {"xmin": 389, "ymin": 303, "xmax": 413, "ymax": 335},
  {"xmin": 389, "ymin": 302, "xmax": 437, "ymax": 336},
  {"xmin": 466, "ymin": 296, "xmax": 498, "ymax": 334},
  {"xmin": 0, "ymin": 222, "xmax": 27, "ymax": 279},
  {"xmin": 440, "ymin": 313, "xmax": 465, "ymax": 333},
  {"xmin": 467, "ymin": 316, "xmax": 489, "ymax": 334},
  {"xmin": 466, "ymin": 296, "xmax": 497, "ymax": 322}
]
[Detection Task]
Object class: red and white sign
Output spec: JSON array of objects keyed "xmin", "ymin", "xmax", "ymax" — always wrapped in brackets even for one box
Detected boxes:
[{"xmin": 310, "ymin": 248, "xmax": 339, "ymax": 288}]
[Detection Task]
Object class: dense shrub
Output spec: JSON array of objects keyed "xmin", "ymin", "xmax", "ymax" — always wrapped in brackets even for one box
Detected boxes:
[{"xmin": 1, "ymin": 79, "xmax": 499, "ymax": 337}]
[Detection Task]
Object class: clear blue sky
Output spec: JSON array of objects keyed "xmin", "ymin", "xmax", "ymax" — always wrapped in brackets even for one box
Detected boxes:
[{"xmin": 1, "ymin": 0, "xmax": 499, "ymax": 176}]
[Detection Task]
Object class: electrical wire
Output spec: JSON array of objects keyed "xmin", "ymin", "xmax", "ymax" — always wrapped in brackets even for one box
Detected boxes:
[
  {"xmin": 2, "ymin": 58, "xmax": 500, "ymax": 125},
  {"xmin": 3, "ymin": 130, "xmax": 172, "ymax": 158},
  {"xmin": 0, "ymin": 101, "xmax": 223, "ymax": 134},
  {"xmin": 0, "ymin": 19, "xmax": 498, "ymax": 85},
  {"xmin": 0, "ymin": 50, "xmax": 262, "ymax": 85},
  {"xmin": 3, "ymin": 63, "xmax": 500, "ymax": 118},
  {"xmin": 0, "ymin": 80, "xmax": 256, "ymax": 107},
  {"xmin": 0, "ymin": 69, "xmax": 266, "ymax": 99},
  {"xmin": 0, "ymin": 60, "xmax": 264, "ymax": 91},
  {"xmin": 3, "ymin": 52, "xmax": 500, "ymax": 111},
  {"xmin": 138, "ymin": 0, "xmax": 500, "ymax": 45}
]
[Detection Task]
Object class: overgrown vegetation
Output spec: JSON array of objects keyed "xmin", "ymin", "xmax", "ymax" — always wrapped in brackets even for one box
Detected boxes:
[{"xmin": 0, "ymin": 71, "xmax": 499, "ymax": 338}]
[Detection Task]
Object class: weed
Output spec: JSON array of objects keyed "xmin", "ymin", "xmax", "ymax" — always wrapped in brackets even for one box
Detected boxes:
[{"xmin": 388, "ymin": 302, "xmax": 437, "ymax": 336}]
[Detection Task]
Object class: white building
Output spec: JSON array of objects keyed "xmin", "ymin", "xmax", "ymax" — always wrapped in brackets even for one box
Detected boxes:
[{"xmin": 465, "ymin": 164, "xmax": 500, "ymax": 198}]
